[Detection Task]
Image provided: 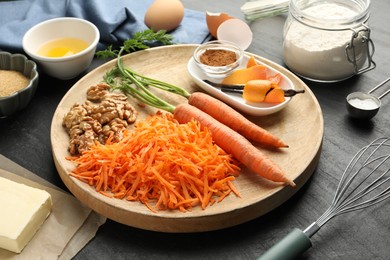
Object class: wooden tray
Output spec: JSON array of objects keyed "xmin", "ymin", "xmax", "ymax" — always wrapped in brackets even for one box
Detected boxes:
[{"xmin": 51, "ymin": 45, "xmax": 323, "ymax": 233}]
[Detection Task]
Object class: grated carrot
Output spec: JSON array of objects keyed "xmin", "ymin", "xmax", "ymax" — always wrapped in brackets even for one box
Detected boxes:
[{"xmin": 68, "ymin": 112, "xmax": 241, "ymax": 212}]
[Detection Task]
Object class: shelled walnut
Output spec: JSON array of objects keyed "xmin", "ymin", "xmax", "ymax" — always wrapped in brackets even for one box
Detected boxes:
[{"xmin": 63, "ymin": 83, "xmax": 138, "ymax": 155}]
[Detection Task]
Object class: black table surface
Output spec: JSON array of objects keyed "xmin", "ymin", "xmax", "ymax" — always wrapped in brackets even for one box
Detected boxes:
[{"xmin": 1, "ymin": 1, "xmax": 389, "ymax": 259}]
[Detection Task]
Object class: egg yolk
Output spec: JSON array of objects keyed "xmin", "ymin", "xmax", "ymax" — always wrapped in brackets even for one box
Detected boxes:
[{"xmin": 37, "ymin": 38, "xmax": 89, "ymax": 58}]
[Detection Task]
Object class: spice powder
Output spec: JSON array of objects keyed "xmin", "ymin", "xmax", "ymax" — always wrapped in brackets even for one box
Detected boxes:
[
  {"xmin": 0, "ymin": 70, "xmax": 30, "ymax": 97},
  {"xmin": 200, "ymin": 49, "xmax": 237, "ymax": 66}
]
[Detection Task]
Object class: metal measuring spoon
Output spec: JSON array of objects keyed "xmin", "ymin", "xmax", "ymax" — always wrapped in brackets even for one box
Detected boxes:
[{"xmin": 346, "ymin": 77, "xmax": 390, "ymax": 120}]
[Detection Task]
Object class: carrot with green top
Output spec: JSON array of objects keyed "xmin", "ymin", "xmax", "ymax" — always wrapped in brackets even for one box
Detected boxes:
[
  {"xmin": 104, "ymin": 69, "xmax": 287, "ymax": 149},
  {"xmin": 102, "ymin": 47, "xmax": 295, "ymax": 187},
  {"xmin": 101, "ymin": 47, "xmax": 287, "ymax": 149}
]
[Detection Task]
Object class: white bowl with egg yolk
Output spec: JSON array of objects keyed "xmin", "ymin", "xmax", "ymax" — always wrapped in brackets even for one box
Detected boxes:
[{"xmin": 22, "ymin": 17, "xmax": 99, "ymax": 80}]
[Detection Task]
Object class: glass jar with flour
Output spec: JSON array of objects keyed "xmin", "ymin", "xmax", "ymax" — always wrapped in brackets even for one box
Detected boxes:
[{"xmin": 283, "ymin": 0, "xmax": 375, "ymax": 82}]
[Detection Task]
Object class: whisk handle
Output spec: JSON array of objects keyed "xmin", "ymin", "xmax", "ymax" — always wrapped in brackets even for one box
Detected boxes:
[{"xmin": 258, "ymin": 228, "xmax": 312, "ymax": 260}]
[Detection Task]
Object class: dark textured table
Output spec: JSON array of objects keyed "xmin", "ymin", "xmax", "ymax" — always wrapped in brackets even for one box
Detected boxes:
[{"xmin": 1, "ymin": 0, "xmax": 389, "ymax": 259}]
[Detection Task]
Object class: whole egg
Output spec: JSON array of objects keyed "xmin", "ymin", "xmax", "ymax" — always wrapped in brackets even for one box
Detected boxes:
[{"xmin": 144, "ymin": 0, "xmax": 185, "ymax": 32}]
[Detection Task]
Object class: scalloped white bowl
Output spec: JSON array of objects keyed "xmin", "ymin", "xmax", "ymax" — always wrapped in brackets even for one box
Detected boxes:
[{"xmin": 0, "ymin": 52, "xmax": 39, "ymax": 117}]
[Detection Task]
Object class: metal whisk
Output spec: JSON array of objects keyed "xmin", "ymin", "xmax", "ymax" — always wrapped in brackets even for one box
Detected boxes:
[{"xmin": 259, "ymin": 137, "xmax": 390, "ymax": 260}]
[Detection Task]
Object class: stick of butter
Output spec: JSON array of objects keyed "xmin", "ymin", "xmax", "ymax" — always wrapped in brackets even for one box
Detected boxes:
[{"xmin": 0, "ymin": 176, "xmax": 53, "ymax": 253}]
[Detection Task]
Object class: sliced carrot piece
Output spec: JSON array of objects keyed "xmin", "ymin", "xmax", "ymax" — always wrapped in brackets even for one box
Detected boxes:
[
  {"xmin": 246, "ymin": 56, "xmax": 258, "ymax": 68},
  {"xmin": 264, "ymin": 88, "xmax": 285, "ymax": 103},
  {"xmin": 221, "ymin": 65, "xmax": 267, "ymax": 85},
  {"xmin": 243, "ymin": 80, "xmax": 273, "ymax": 103},
  {"xmin": 267, "ymin": 73, "xmax": 282, "ymax": 85}
]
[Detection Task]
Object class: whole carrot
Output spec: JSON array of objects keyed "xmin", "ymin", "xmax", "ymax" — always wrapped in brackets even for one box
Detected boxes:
[
  {"xmin": 188, "ymin": 92, "xmax": 288, "ymax": 148},
  {"xmin": 174, "ymin": 103, "xmax": 296, "ymax": 187}
]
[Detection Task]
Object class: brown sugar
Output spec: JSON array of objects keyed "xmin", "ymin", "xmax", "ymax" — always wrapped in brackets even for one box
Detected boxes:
[
  {"xmin": 200, "ymin": 49, "xmax": 237, "ymax": 66},
  {"xmin": 0, "ymin": 70, "xmax": 30, "ymax": 97}
]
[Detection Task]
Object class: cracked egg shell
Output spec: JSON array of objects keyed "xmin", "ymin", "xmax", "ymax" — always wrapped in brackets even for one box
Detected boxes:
[
  {"xmin": 205, "ymin": 11, "xmax": 234, "ymax": 38},
  {"xmin": 217, "ymin": 18, "xmax": 253, "ymax": 50}
]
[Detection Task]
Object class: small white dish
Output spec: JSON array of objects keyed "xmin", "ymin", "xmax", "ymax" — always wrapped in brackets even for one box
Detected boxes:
[
  {"xmin": 187, "ymin": 54, "xmax": 294, "ymax": 116},
  {"xmin": 23, "ymin": 17, "xmax": 99, "ymax": 80}
]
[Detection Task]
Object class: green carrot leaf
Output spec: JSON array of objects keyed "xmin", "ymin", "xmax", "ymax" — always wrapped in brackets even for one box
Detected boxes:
[{"xmin": 96, "ymin": 29, "xmax": 175, "ymax": 58}]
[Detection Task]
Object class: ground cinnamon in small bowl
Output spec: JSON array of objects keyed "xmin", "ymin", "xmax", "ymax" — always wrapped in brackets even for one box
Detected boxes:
[
  {"xmin": 200, "ymin": 49, "xmax": 237, "ymax": 66},
  {"xmin": 0, "ymin": 70, "xmax": 30, "ymax": 97}
]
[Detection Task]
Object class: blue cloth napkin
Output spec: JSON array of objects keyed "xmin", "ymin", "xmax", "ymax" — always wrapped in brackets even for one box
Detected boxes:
[{"xmin": 0, "ymin": 0, "xmax": 211, "ymax": 53}]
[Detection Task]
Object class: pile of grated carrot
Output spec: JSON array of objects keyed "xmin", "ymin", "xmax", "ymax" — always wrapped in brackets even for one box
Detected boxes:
[{"xmin": 68, "ymin": 112, "xmax": 241, "ymax": 212}]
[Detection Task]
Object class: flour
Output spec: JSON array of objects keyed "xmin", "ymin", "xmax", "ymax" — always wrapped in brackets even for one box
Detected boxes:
[
  {"xmin": 283, "ymin": 3, "xmax": 368, "ymax": 82},
  {"xmin": 349, "ymin": 97, "xmax": 379, "ymax": 110}
]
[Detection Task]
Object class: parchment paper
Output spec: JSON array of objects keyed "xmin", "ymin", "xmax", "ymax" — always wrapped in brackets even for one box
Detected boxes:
[{"xmin": 0, "ymin": 154, "xmax": 106, "ymax": 259}]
